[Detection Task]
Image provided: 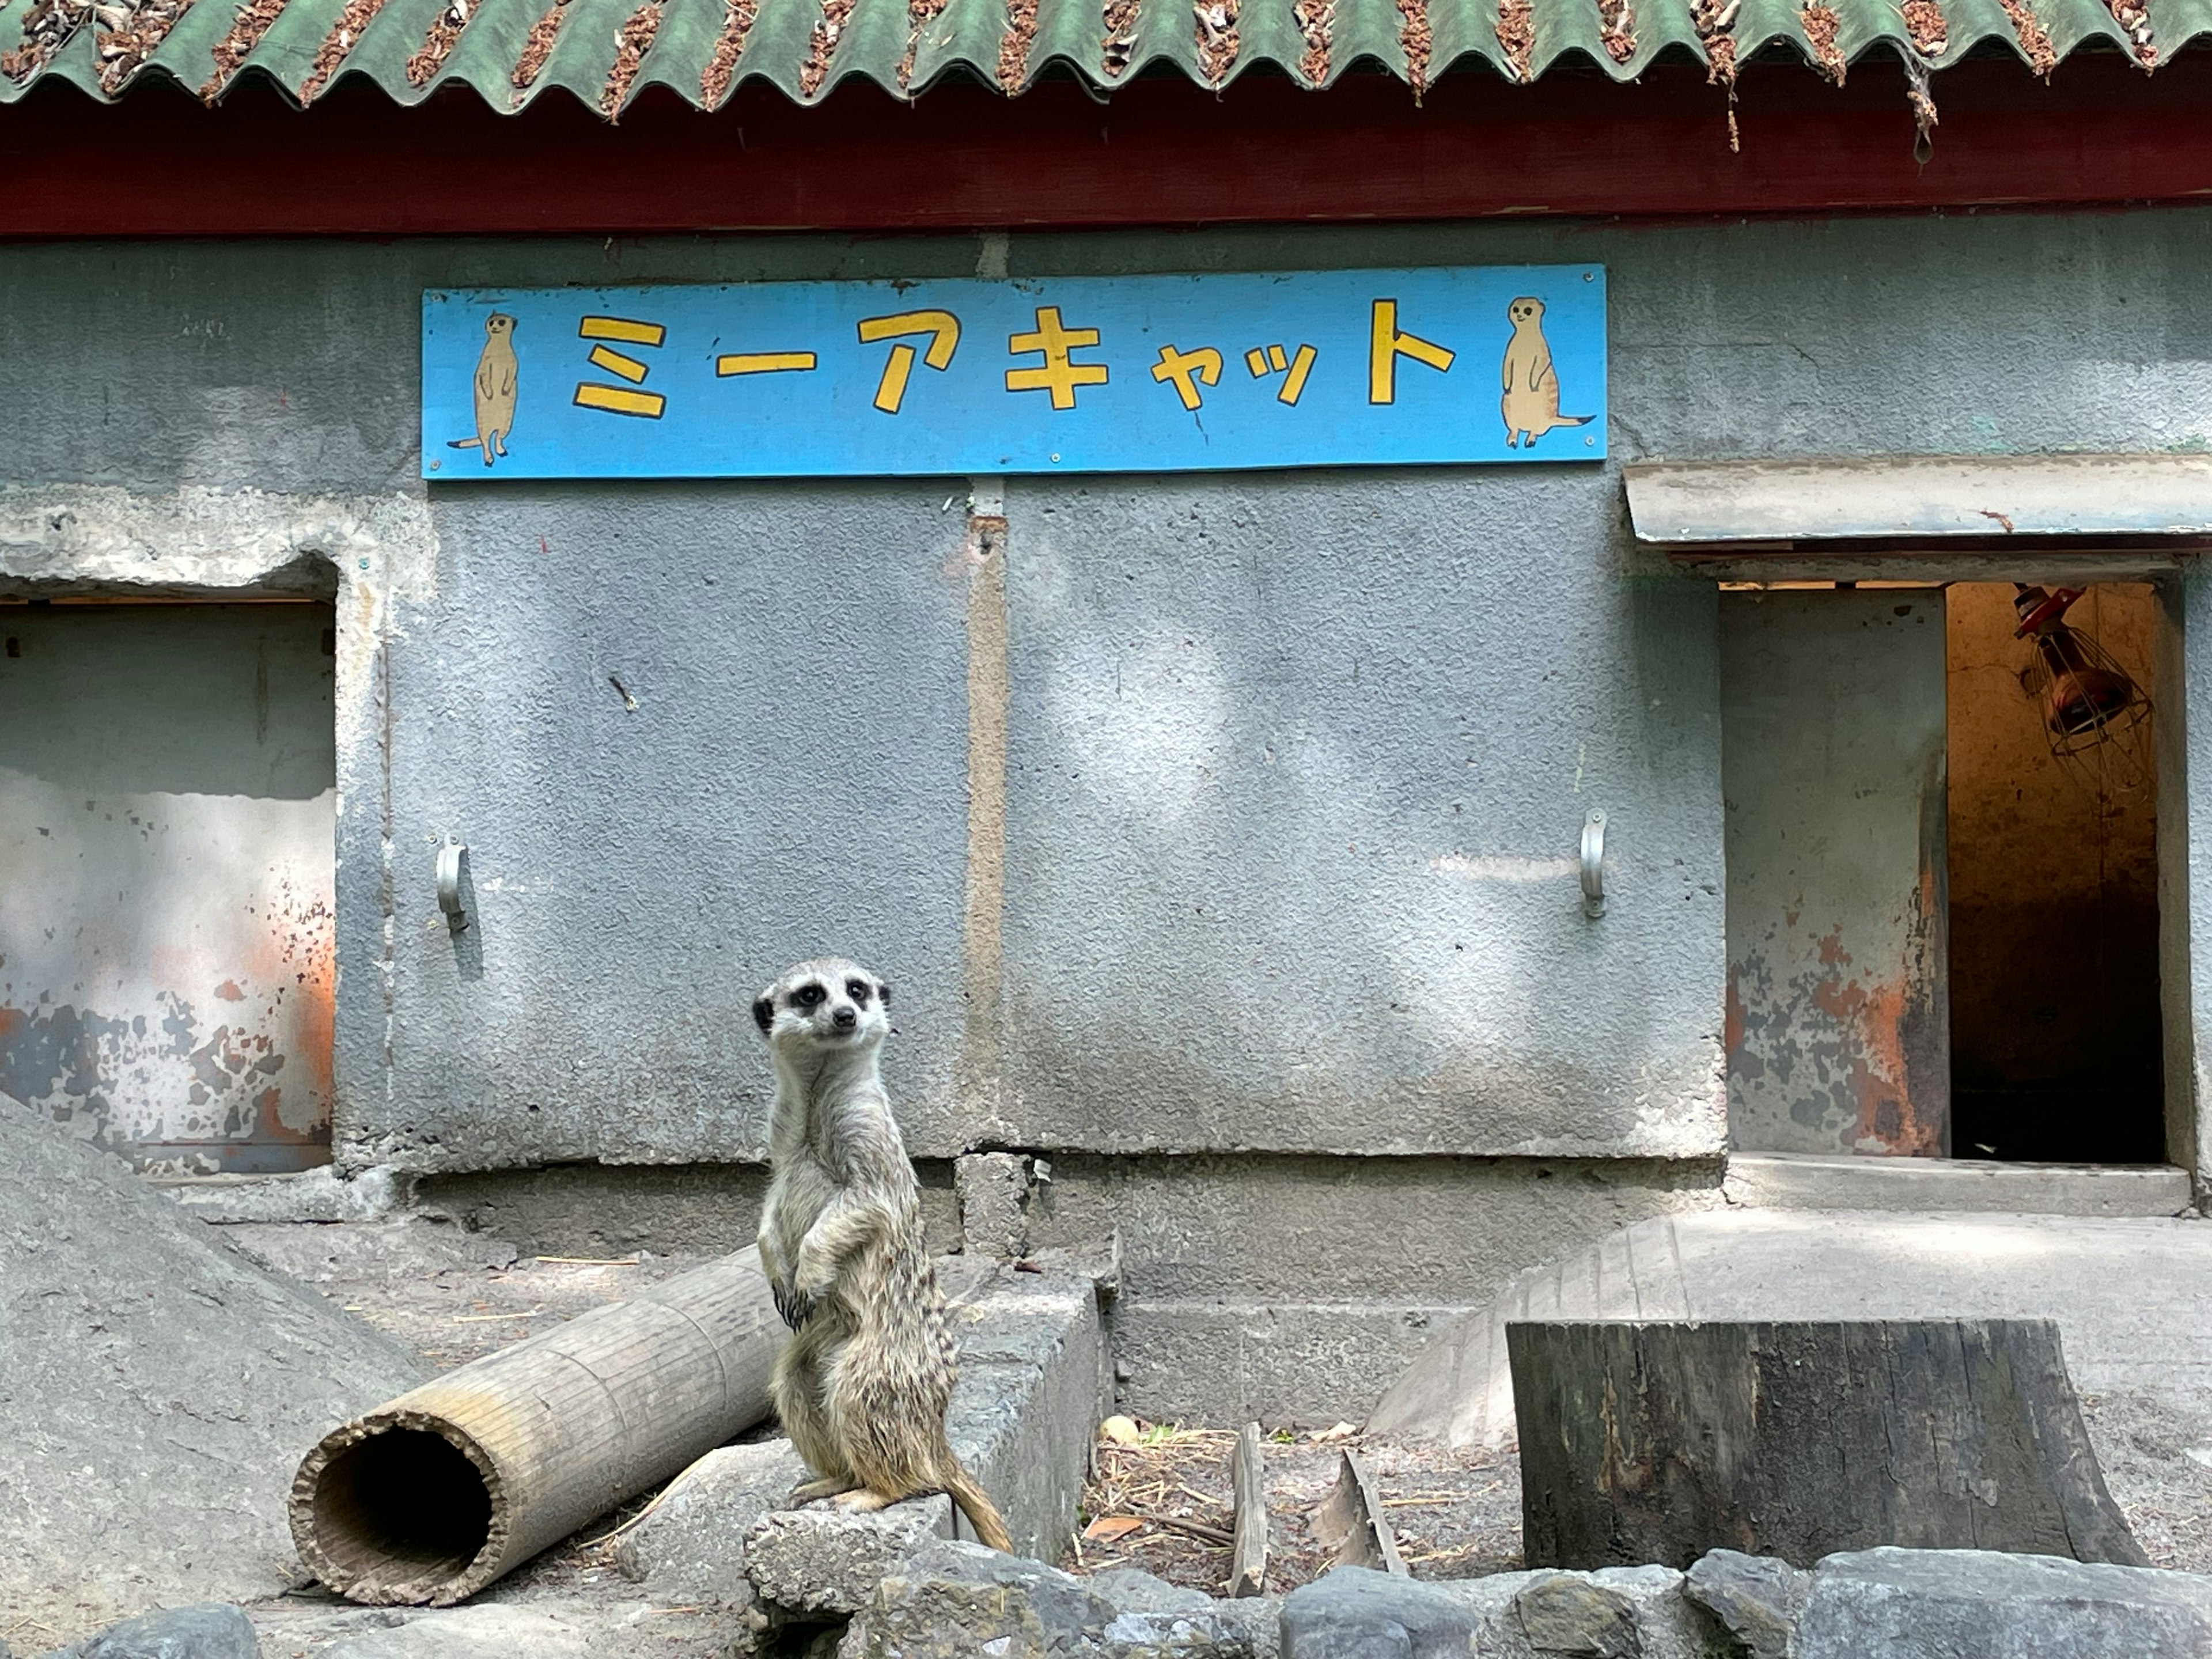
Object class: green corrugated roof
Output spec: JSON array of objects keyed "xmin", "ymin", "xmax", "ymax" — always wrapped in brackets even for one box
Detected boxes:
[{"xmin": 0, "ymin": 0, "xmax": 2191, "ymax": 116}]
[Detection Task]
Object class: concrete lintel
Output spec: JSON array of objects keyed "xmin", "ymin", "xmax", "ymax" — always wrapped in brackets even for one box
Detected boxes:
[
  {"xmin": 1722, "ymin": 1153, "xmax": 2194, "ymax": 1218},
  {"xmin": 1625, "ymin": 454, "xmax": 2212, "ymax": 544}
]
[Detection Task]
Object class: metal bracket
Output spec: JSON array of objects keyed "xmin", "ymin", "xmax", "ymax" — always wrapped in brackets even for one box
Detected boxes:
[
  {"xmin": 1580, "ymin": 810, "xmax": 1607, "ymax": 920},
  {"xmin": 435, "ymin": 840, "xmax": 470, "ymax": 932}
]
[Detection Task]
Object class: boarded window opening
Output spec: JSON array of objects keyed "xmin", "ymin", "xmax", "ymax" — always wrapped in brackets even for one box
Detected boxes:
[{"xmin": 0, "ymin": 600, "xmax": 337, "ymax": 1172}]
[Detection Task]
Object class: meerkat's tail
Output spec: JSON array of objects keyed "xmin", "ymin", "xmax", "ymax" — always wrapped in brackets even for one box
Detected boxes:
[{"xmin": 942, "ymin": 1461, "xmax": 1013, "ymax": 1552}]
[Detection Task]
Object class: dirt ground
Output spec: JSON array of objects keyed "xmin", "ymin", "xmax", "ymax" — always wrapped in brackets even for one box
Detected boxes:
[
  {"xmin": 1060, "ymin": 1419, "xmax": 1522, "ymax": 1598},
  {"xmin": 224, "ymin": 1213, "xmax": 2212, "ymax": 1637}
]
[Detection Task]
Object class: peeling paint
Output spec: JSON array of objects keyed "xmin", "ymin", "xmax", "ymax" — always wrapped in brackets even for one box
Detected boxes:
[
  {"xmin": 1721, "ymin": 588, "xmax": 1949, "ymax": 1157},
  {"xmin": 0, "ymin": 594, "xmax": 352, "ymax": 1172}
]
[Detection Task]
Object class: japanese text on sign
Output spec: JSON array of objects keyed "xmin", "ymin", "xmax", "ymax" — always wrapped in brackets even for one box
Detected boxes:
[{"xmin": 422, "ymin": 267, "xmax": 1607, "ymax": 479}]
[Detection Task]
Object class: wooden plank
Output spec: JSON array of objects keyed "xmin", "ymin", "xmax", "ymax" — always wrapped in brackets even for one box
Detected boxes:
[
  {"xmin": 1228, "ymin": 1422, "xmax": 1267, "ymax": 1597},
  {"xmin": 1310, "ymin": 1447, "xmax": 1407, "ymax": 1577},
  {"xmin": 1509, "ymin": 1319, "xmax": 2148, "ymax": 1572}
]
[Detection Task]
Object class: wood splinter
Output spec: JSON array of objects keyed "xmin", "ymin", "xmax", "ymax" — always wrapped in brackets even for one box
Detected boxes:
[
  {"xmin": 1310, "ymin": 1445, "xmax": 1406, "ymax": 1577},
  {"xmin": 1228, "ymin": 1421, "xmax": 1267, "ymax": 1596}
]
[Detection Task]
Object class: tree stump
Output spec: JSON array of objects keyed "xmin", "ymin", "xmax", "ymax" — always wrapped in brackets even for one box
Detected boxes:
[{"xmin": 1508, "ymin": 1319, "xmax": 2147, "ymax": 1570}]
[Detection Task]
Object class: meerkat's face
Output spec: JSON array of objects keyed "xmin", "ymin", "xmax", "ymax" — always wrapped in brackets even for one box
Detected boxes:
[
  {"xmin": 1508, "ymin": 297, "xmax": 1544, "ymax": 326},
  {"xmin": 485, "ymin": 313, "xmax": 516, "ymax": 338},
  {"xmin": 752, "ymin": 958, "xmax": 892, "ymax": 1050}
]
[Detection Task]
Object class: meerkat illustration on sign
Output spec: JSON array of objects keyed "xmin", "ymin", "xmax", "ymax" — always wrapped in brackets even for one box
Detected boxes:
[
  {"xmin": 1500, "ymin": 296, "xmax": 1594, "ymax": 449},
  {"xmin": 447, "ymin": 313, "xmax": 518, "ymax": 465}
]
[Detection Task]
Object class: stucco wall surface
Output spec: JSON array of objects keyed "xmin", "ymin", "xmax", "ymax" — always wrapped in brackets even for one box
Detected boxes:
[{"xmin": 4, "ymin": 210, "xmax": 2211, "ymax": 1172}]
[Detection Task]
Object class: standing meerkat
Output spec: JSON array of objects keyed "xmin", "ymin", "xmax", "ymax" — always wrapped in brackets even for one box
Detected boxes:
[
  {"xmin": 1499, "ymin": 295, "xmax": 1594, "ymax": 450},
  {"xmin": 447, "ymin": 312, "xmax": 518, "ymax": 465},
  {"xmin": 752, "ymin": 957, "xmax": 1012, "ymax": 1551}
]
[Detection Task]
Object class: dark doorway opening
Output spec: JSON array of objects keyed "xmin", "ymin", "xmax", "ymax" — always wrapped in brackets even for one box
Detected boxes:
[{"xmin": 1945, "ymin": 582, "xmax": 2164, "ymax": 1164}]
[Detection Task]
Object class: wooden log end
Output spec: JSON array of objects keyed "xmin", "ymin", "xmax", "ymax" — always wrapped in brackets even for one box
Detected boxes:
[{"xmin": 289, "ymin": 1406, "xmax": 513, "ymax": 1607}]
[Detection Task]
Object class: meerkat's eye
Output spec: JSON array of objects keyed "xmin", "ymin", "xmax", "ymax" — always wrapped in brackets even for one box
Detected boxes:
[
  {"xmin": 847, "ymin": 980, "xmax": 871, "ymax": 1005},
  {"xmin": 794, "ymin": 983, "xmax": 825, "ymax": 1008}
]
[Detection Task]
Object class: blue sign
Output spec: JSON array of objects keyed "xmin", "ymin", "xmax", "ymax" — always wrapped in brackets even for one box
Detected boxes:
[{"xmin": 421, "ymin": 266, "xmax": 1606, "ymax": 480}]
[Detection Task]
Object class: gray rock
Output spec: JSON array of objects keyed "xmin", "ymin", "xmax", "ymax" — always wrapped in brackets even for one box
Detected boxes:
[
  {"xmin": 0, "ymin": 1097, "xmax": 421, "ymax": 1642},
  {"xmin": 1428, "ymin": 1567, "xmax": 1703, "ymax": 1659},
  {"xmin": 841, "ymin": 1539, "xmax": 1119, "ymax": 1657},
  {"xmin": 613, "ymin": 1440, "xmax": 809, "ymax": 1604},
  {"xmin": 1683, "ymin": 1551, "xmax": 1810, "ymax": 1659},
  {"xmin": 744, "ymin": 1494, "xmax": 954, "ymax": 1616},
  {"xmin": 1100, "ymin": 1609, "xmax": 1258, "ymax": 1656},
  {"xmin": 1514, "ymin": 1573, "xmax": 1638, "ymax": 1657},
  {"xmin": 1199, "ymin": 1596, "xmax": 1282, "ymax": 1659},
  {"xmin": 1089, "ymin": 1569, "xmax": 1216, "ymax": 1616},
  {"xmin": 66, "ymin": 1605, "xmax": 259, "ymax": 1659},
  {"xmin": 1794, "ymin": 1547, "xmax": 2212, "ymax": 1659},
  {"xmin": 840, "ymin": 1538, "xmax": 1257, "ymax": 1656},
  {"xmin": 1279, "ymin": 1566, "xmax": 1475, "ymax": 1659}
]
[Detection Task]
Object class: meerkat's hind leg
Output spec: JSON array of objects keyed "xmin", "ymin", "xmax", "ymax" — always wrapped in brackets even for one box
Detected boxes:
[
  {"xmin": 830, "ymin": 1488, "xmax": 899, "ymax": 1514},
  {"xmin": 791, "ymin": 1475, "xmax": 862, "ymax": 1503}
]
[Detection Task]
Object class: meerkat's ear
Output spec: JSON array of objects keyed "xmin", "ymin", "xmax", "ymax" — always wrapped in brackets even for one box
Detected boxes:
[
  {"xmin": 752, "ymin": 995, "xmax": 775, "ymax": 1035},
  {"xmin": 877, "ymin": 981, "xmax": 892, "ymax": 1008}
]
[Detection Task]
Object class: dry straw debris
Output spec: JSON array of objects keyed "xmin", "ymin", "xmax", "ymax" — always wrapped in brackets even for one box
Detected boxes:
[
  {"xmin": 298, "ymin": 0, "xmax": 391, "ymax": 101},
  {"xmin": 1494, "ymin": 0, "xmax": 1532, "ymax": 79}
]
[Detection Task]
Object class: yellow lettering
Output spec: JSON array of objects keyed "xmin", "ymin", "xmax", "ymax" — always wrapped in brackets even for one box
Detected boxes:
[
  {"xmin": 857, "ymin": 310, "xmax": 961, "ymax": 414},
  {"xmin": 1368, "ymin": 300, "xmax": 1454, "ymax": 404},
  {"xmin": 1150, "ymin": 344, "xmax": 1224, "ymax": 412},
  {"xmin": 1005, "ymin": 307, "xmax": 1109, "ymax": 411}
]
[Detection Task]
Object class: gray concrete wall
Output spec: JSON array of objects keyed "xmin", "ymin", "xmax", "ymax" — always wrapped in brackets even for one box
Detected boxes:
[{"xmin": 7, "ymin": 209, "xmax": 2212, "ymax": 1414}]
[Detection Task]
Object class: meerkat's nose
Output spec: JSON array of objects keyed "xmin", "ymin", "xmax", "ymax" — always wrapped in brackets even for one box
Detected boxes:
[{"xmin": 832, "ymin": 1005, "xmax": 857, "ymax": 1031}]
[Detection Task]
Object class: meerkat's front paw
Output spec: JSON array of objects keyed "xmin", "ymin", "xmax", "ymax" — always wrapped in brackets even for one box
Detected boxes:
[
  {"xmin": 771, "ymin": 1279, "xmax": 802, "ymax": 1328},
  {"xmin": 772, "ymin": 1281, "xmax": 824, "ymax": 1329}
]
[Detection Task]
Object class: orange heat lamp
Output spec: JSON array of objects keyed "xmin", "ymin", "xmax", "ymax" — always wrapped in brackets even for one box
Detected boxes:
[{"xmin": 2011, "ymin": 585, "xmax": 2147, "ymax": 753}]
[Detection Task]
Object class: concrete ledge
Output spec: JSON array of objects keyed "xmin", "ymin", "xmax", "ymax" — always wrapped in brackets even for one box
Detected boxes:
[
  {"xmin": 150, "ymin": 1165, "xmax": 416, "ymax": 1224},
  {"xmin": 1723, "ymin": 1153, "xmax": 2193, "ymax": 1217},
  {"xmin": 1115, "ymin": 1300, "xmax": 1483, "ymax": 1427}
]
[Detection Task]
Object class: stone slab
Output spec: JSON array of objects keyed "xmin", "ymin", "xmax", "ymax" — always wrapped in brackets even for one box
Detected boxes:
[
  {"xmin": 1427, "ymin": 1566, "xmax": 1711, "ymax": 1659},
  {"xmin": 744, "ymin": 1497, "xmax": 956, "ymax": 1617},
  {"xmin": 0, "ymin": 1096, "xmax": 423, "ymax": 1648},
  {"xmin": 152, "ymin": 1166, "xmax": 416, "ymax": 1224},
  {"xmin": 942, "ymin": 1264, "xmax": 1111, "ymax": 1560},
  {"xmin": 1793, "ymin": 1547, "xmax": 2212, "ymax": 1659},
  {"xmin": 841, "ymin": 1539, "xmax": 1262, "ymax": 1658},
  {"xmin": 1722, "ymin": 1154, "xmax": 2192, "ymax": 1217},
  {"xmin": 740, "ymin": 1253, "xmax": 1109, "ymax": 1620},
  {"xmin": 614, "ymin": 1440, "xmax": 811, "ymax": 1605}
]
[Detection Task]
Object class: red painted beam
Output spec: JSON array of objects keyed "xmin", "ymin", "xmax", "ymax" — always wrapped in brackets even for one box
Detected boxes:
[{"xmin": 2, "ymin": 50, "xmax": 2209, "ymax": 236}]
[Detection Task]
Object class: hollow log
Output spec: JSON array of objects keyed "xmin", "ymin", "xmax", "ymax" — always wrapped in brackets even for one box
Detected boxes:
[
  {"xmin": 290, "ymin": 1247, "xmax": 783, "ymax": 1605},
  {"xmin": 1509, "ymin": 1319, "xmax": 2147, "ymax": 1571}
]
